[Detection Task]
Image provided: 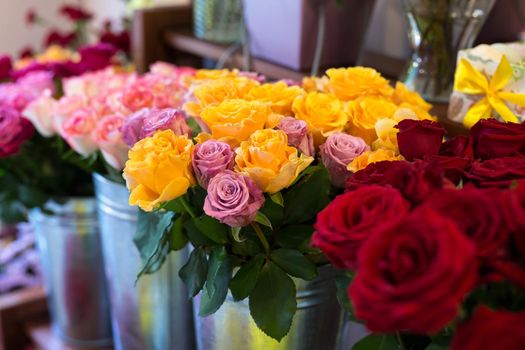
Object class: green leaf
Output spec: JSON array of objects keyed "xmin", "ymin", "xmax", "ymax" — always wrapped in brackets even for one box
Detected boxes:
[
  {"xmin": 184, "ymin": 219, "xmax": 217, "ymax": 246},
  {"xmin": 249, "ymin": 261, "xmax": 297, "ymax": 341},
  {"xmin": 260, "ymin": 195, "xmax": 284, "ymax": 227},
  {"xmin": 179, "ymin": 247, "xmax": 208, "ymax": 298},
  {"xmin": 270, "ymin": 248, "xmax": 317, "ymax": 280},
  {"xmin": 283, "ymin": 166, "xmax": 331, "ymax": 224},
  {"xmin": 230, "ymin": 226, "xmax": 244, "ymax": 242},
  {"xmin": 187, "ymin": 117, "xmax": 203, "ymax": 136},
  {"xmin": 229, "ymin": 254, "xmax": 265, "ymax": 301},
  {"xmin": 161, "ymin": 199, "xmax": 185, "ymax": 212},
  {"xmin": 231, "ymin": 235, "xmax": 264, "ymax": 257},
  {"xmin": 275, "ymin": 225, "xmax": 314, "ymax": 249},
  {"xmin": 269, "ymin": 192, "xmax": 284, "ymax": 207},
  {"xmin": 193, "ymin": 215, "xmax": 229, "ymax": 244},
  {"xmin": 169, "ymin": 215, "xmax": 188, "ymax": 250},
  {"xmin": 334, "ymin": 271, "xmax": 354, "ymax": 312},
  {"xmin": 254, "ymin": 212, "xmax": 273, "ymax": 229},
  {"xmin": 352, "ymin": 334, "xmax": 398, "ymax": 350},
  {"xmin": 189, "ymin": 186, "xmax": 207, "ymax": 216},
  {"xmin": 199, "ymin": 246, "xmax": 232, "ymax": 316},
  {"xmin": 133, "ymin": 210, "xmax": 175, "ymax": 279},
  {"xmin": 426, "ymin": 344, "xmax": 448, "ymax": 350}
]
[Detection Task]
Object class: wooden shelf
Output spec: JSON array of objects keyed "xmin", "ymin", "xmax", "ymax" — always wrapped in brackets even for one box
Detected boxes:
[{"xmin": 26, "ymin": 321, "xmax": 113, "ymax": 350}]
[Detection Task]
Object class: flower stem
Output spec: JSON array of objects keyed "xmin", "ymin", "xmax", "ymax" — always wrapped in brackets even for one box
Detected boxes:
[
  {"xmin": 177, "ymin": 196, "xmax": 197, "ymax": 219},
  {"xmin": 395, "ymin": 332, "xmax": 406, "ymax": 350},
  {"xmin": 251, "ymin": 222, "xmax": 270, "ymax": 254}
]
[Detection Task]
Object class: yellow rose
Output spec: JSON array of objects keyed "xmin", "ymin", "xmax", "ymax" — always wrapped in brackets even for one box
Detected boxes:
[
  {"xmin": 292, "ymin": 92, "xmax": 348, "ymax": 146},
  {"xmin": 346, "ymin": 97, "xmax": 398, "ymax": 145},
  {"xmin": 326, "ymin": 67, "xmax": 393, "ymax": 101},
  {"xmin": 124, "ymin": 130, "xmax": 195, "ymax": 212},
  {"xmin": 347, "ymin": 149, "xmax": 404, "ymax": 173},
  {"xmin": 183, "ymin": 77, "xmax": 259, "ymax": 117},
  {"xmin": 193, "ymin": 68, "xmax": 239, "ymax": 81},
  {"xmin": 302, "ymin": 76, "xmax": 330, "ymax": 93},
  {"xmin": 200, "ymin": 99, "xmax": 270, "ymax": 147},
  {"xmin": 392, "ymin": 82, "xmax": 432, "ymax": 112},
  {"xmin": 398, "ymin": 103, "xmax": 436, "ymax": 121},
  {"xmin": 235, "ymin": 129, "xmax": 313, "ymax": 193},
  {"xmin": 372, "ymin": 118, "xmax": 399, "ymax": 152},
  {"xmin": 246, "ymin": 81, "xmax": 305, "ymax": 115}
]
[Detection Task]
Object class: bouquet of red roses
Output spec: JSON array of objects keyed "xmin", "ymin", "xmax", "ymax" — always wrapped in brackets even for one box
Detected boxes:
[{"xmin": 313, "ymin": 118, "xmax": 525, "ymax": 349}]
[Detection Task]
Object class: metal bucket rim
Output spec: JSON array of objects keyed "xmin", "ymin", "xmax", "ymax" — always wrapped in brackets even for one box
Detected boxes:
[{"xmin": 93, "ymin": 173, "xmax": 137, "ymax": 219}]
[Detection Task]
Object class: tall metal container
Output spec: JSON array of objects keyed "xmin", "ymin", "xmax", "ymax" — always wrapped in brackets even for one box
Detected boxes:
[
  {"xmin": 193, "ymin": 266, "xmax": 342, "ymax": 350},
  {"xmin": 29, "ymin": 199, "xmax": 113, "ymax": 348},
  {"xmin": 93, "ymin": 174, "xmax": 195, "ymax": 350}
]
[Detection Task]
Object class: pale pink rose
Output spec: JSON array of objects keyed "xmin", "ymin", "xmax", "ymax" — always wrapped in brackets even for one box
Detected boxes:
[
  {"xmin": 149, "ymin": 62, "xmax": 196, "ymax": 84},
  {"xmin": 276, "ymin": 117, "xmax": 315, "ymax": 156},
  {"xmin": 121, "ymin": 79, "xmax": 155, "ymax": 112},
  {"xmin": 92, "ymin": 114, "xmax": 129, "ymax": 169},
  {"xmin": 54, "ymin": 95, "xmax": 86, "ymax": 132},
  {"xmin": 61, "ymin": 107, "xmax": 99, "ymax": 156},
  {"xmin": 22, "ymin": 91, "xmax": 58, "ymax": 137},
  {"xmin": 320, "ymin": 132, "xmax": 370, "ymax": 187}
]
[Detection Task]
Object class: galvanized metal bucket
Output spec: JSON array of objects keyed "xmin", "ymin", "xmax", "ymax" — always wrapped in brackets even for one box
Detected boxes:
[
  {"xmin": 29, "ymin": 198, "xmax": 113, "ymax": 348},
  {"xmin": 93, "ymin": 173, "xmax": 195, "ymax": 350},
  {"xmin": 193, "ymin": 266, "xmax": 342, "ymax": 350}
]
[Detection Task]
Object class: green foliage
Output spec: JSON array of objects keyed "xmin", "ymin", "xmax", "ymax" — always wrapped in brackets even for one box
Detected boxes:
[
  {"xmin": 169, "ymin": 215, "xmax": 188, "ymax": 250},
  {"xmin": 352, "ymin": 334, "xmax": 398, "ymax": 350},
  {"xmin": 229, "ymin": 254, "xmax": 265, "ymax": 301},
  {"xmin": 274, "ymin": 225, "xmax": 314, "ymax": 251},
  {"xmin": 193, "ymin": 215, "xmax": 229, "ymax": 244},
  {"xmin": 249, "ymin": 261, "xmax": 297, "ymax": 341},
  {"xmin": 199, "ymin": 246, "xmax": 232, "ymax": 316},
  {"xmin": 270, "ymin": 248, "xmax": 317, "ymax": 280},
  {"xmin": 179, "ymin": 247, "xmax": 208, "ymax": 298}
]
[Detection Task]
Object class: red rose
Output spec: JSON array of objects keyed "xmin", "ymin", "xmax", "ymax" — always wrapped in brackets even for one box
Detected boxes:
[
  {"xmin": 59, "ymin": 5, "xmax": 93, "ymax": 22},
  {"xmin": 346, "ymin": 160, "xmax": 444, "ymax": 203},
  {"xmin": 439, "ymin": 135, "xmax": 474, "ymax": 158},
  {"xmin": 349, "ymin": 208, "xmax": 478, "ymax": 333},
  {"xmin": 423, "ymin": 155, "xmax": 471, "ymax": 185},
  {"xmin": 503, "ymin": 181, "xmax": 525, "ymax": 257},
  {"xmin": 470, "ymin": 119, "xmax": 525, "ymax": 160},
  {"xmin": 451, "ymin": 306, "xmax": 525, "ymax": 350},
  {"xmin": 0, "ymin": 107, "xmax": 34, "ymax": 158},
  {"xmin": 26, "ymin": 9, "xmax": 37, "ymax": 25},
  {"xmin": 73, "ymin": 43, "xmax": 118, "ymax": 73},
  {"xmin": 44, "ymin": 29, "xmax": 77, "ymax": 48},
  {"xmin": 0, "ymin": 56, "xmax": 12, "ymax": 81},
  {"xmin": 99, "ymin": 30, "xmax": 131, "ymax": 55},
  {"xmin": 397, "ymin": 119, "xmax": 445, "ymax": 160},
  {"xmin": 468, "ymin": 156, "xmax": 525, "ymax": 188},
  {"xmin": 19, "ymin": 47, "xmax": 34, "ymax": 60},
  {"xmin": 312, "ymin": 185, "xmax": 411, "ymax": 270},
  {"xmin": 422, "ymin": 187, "xmax": 509, "ymax": 261}
]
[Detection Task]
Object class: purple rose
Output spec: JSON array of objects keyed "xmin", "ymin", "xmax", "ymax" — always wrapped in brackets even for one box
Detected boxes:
[
  {"xmin": 121, "ymin": 108, "xmax": 148, "ymax": 147},
  {"xmin": 276, "ymin": 117, "xmax": 315, "ymax": 156},
  {"xmin": 192, "ymin": 140, "xmax": 234, "ymax": 188},
  {"xmin": 142, "ymin": 108, "xmax": 192, "ymax": 138},
  {"xmin": 204, "ymin": 170, "xmax": 265, "ymax": 227},
  {"xmin": 321, "ymin": 132, "xmax": 369, "ymax": 187}
]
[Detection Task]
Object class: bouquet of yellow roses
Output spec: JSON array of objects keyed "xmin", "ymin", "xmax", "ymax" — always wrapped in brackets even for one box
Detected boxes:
[{"xmin": 123, "ymin": 66, "xmax": 435, "ymax": 341}]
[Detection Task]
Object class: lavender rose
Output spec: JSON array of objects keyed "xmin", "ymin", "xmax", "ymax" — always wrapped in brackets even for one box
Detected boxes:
[
  {"xmin": 204, "ymin": 170, "xmax": 264, "ymax": 227},
  {"xmin": 320, "ymin": 132, "xmax": 370, "ymax": 187},
  {"xmin": 143, "ymin": 108, "xmax": 192, "ymax": 138},
  {"xmin": 121, "ymin": 108, "xmax": 148, "ymax": 147},
  {"xmin": 192, "ymin": 140, "xmax": 235, "ymax": 188},
  {"xmin": 276, "ymin": 117, "xmax": 315, "ymax": 156}
]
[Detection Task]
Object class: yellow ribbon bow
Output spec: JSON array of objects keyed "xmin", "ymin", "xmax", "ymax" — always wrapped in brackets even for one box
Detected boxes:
[{"xmin": 454, "ymin": 55, "xmax": 525, "ymax": 128}]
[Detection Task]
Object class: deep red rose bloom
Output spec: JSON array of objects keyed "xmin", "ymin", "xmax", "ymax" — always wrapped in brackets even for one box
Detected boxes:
[
  {"xmin": 26, "ymin": 9, "xmax": 37, "ymax": 25},
  {"xmin": 44, "ymin": 29, "xmax": 77, "ymax": 48},
  {"xmin": 346, "ymin": 160, "xmax": 444, "ymax": 203},
  {"xmin": 423, "ymin": 155, "xmax": 471, "ymax": 185},
  {"xmin": 451, "ymin": 306, "xmax": 525, "ymax": 350},
  {"xmin": 470, "ymin": 119, "xmax": 525, "ymax": 160},
  {"xmin": 503, "ymin": 181, "xmax": 525, "ymax": 257},
  {"xmin": 396, "ymin": 119, "xmax": 445, "ymax": 160},
  {"xmin": 349, "ymin": 208, "xmax": 478, "ymax": 333},
  {"xmin": 99, "ymin": 30, "xmax": 131, "ymax": 55},
  {"xmin": 0, "ymin": 56, "xmax": 12, "ymax": 81},
  {"xmin": 440, "ymin": 135, "xmax": 474, "ymax": 158},
  {"xmin": 422, "ymin": 187, "xmax": 509, "ymax": 261},
  {"xmin": 19, "ymin": 47, "xmax": 34, "ymax": 59},
  {"xmin": 59, "ymin": 5, "xmax": 93, "ymax": 22},
  {"xmin": 74, "ymin": 43, "xmax": 118, "ymax": 73},
  {"xmin": 312, "ymin": 185, "xmax": 411, "ymax": 270},
  {"xmin": 0, "ymin": 107, "xmax": 34, "ymax": 158},
  {"xmin": 468, "ymin": 156, "xmax": 525, "ymax": 188}
]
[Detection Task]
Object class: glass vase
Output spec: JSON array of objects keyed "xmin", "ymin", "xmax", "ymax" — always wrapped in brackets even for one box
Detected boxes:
[
  {"xmin": 401, "ymin": 0, "xmax": 496, "ymax": 103},
  {"xmin": 193, "ymin": 0, "xmax": 242, "ymax": 43}
]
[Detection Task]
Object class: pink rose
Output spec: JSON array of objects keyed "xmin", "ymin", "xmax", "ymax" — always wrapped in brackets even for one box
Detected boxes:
[
  {"xmin": 192, "ymin": 140, "xmax": 234, "ymax": 188},
  {"xmin": 0, "ymin": 106, "xmax": 34, "ymax": 158},
  {"xmin": 22, "ymin": 91, "xmax": 57, "ymax": 137},
  {"xmin": 61, "ymin": 107, "xmax": 99, "ymax": 156},
  {"xmin": 54, "ymin": 95, "xmax": 86, "ymax": 132},
  {"xmin": 142, "ymin": 108, "xmax": 192, "ymax": 138},
  {"xmin": 92, "ymin": 114, "xmax": 128, "ymax": 169},
  {"xmin": 121, "ymin": 108, "xmax": 148, "ymax": 147},
  {"xmin": 321, "ymin": 132, "xmax": 369, "ymax": 187},
  {"xmin": 204, "ymin": 170, "xmax": 265, "ymax": 227},
  {"xmin": 276, "ymin": 117, "xmax": 315, "ymax": 156}
]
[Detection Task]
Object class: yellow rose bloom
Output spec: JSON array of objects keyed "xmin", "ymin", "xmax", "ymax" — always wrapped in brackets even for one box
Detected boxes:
[
  {"xmin": 235, "ymin": 129, "xmax": 313, "ymax": 193},
  {"xmin": 372, "ymin": 118, "xmax": 399, "ymax": 152},
  {"xmin": 302, "ymin": 76, "xmax": 330, "ymax": 93},
  {"xmin": 246, "ymin": 81, "xmax": 305, "ymax": 115},
  {"xmin": 347, "ymin": 149, "xmax": 404, "ymax": 173},
  {"xmin": 346, "ymin": 97, "xmax": 398, "ymax": 145},
  {"xmin": 123, "ymin": 130, "xmax": 195, "ymax": 212},
  {"xmin": 398, "ymin": 102, "xmax": 436, "ymax": 121},
  {"xmin": 193, "ymin": 68, "xmax": 239, "ymax": 81},
  {"xmin": 326, "ymin": 67, "xmax": 393, "ymax": 101},
  {"xmin": 392, "ymin": 82, "xmax": 432, "ymax": 112},
  {"xmin": 200, "ymin": 99, "xmax": 269, "ymax": 147},
  {"xmin": 184, "ymin": 77, "xmax": 259, "ymax": 117},
  {"xmin": 292, "ymin": 92, "xmax": 348, "ymax": 146}
]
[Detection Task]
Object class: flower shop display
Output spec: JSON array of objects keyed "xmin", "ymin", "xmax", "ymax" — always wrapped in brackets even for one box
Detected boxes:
[
  {"xmin": 313, "ymin": 118, "xmax": 525, "ymax": 349},
  {"xmin": 401, "ymin": 0, "xmax": 496, "ymax": 103},
  {"xmin": 121, "ymin": 66, "xmax": 436, "ymax": 349},
  {"xmin": 448, "ymin": 42, "xmax": 525, "ymax": 128}
]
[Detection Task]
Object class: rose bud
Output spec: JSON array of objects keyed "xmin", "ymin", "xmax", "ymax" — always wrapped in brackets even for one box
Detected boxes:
[
  {"xmin": 192, "ymin": 140, "xmax": 235, "ymax": 189},
  {"xmin": 276, "ymin": 116, "xmax": 315, "ymax": 156},
  {"xmin": 396, "ymin": 119, "xmax": 445, "ymax": 160}
]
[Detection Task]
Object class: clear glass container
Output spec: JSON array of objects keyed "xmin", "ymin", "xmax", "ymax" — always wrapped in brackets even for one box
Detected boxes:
[{"xmin": 193, "ymin": 0, "xmax": 243, "ymax": 43}]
